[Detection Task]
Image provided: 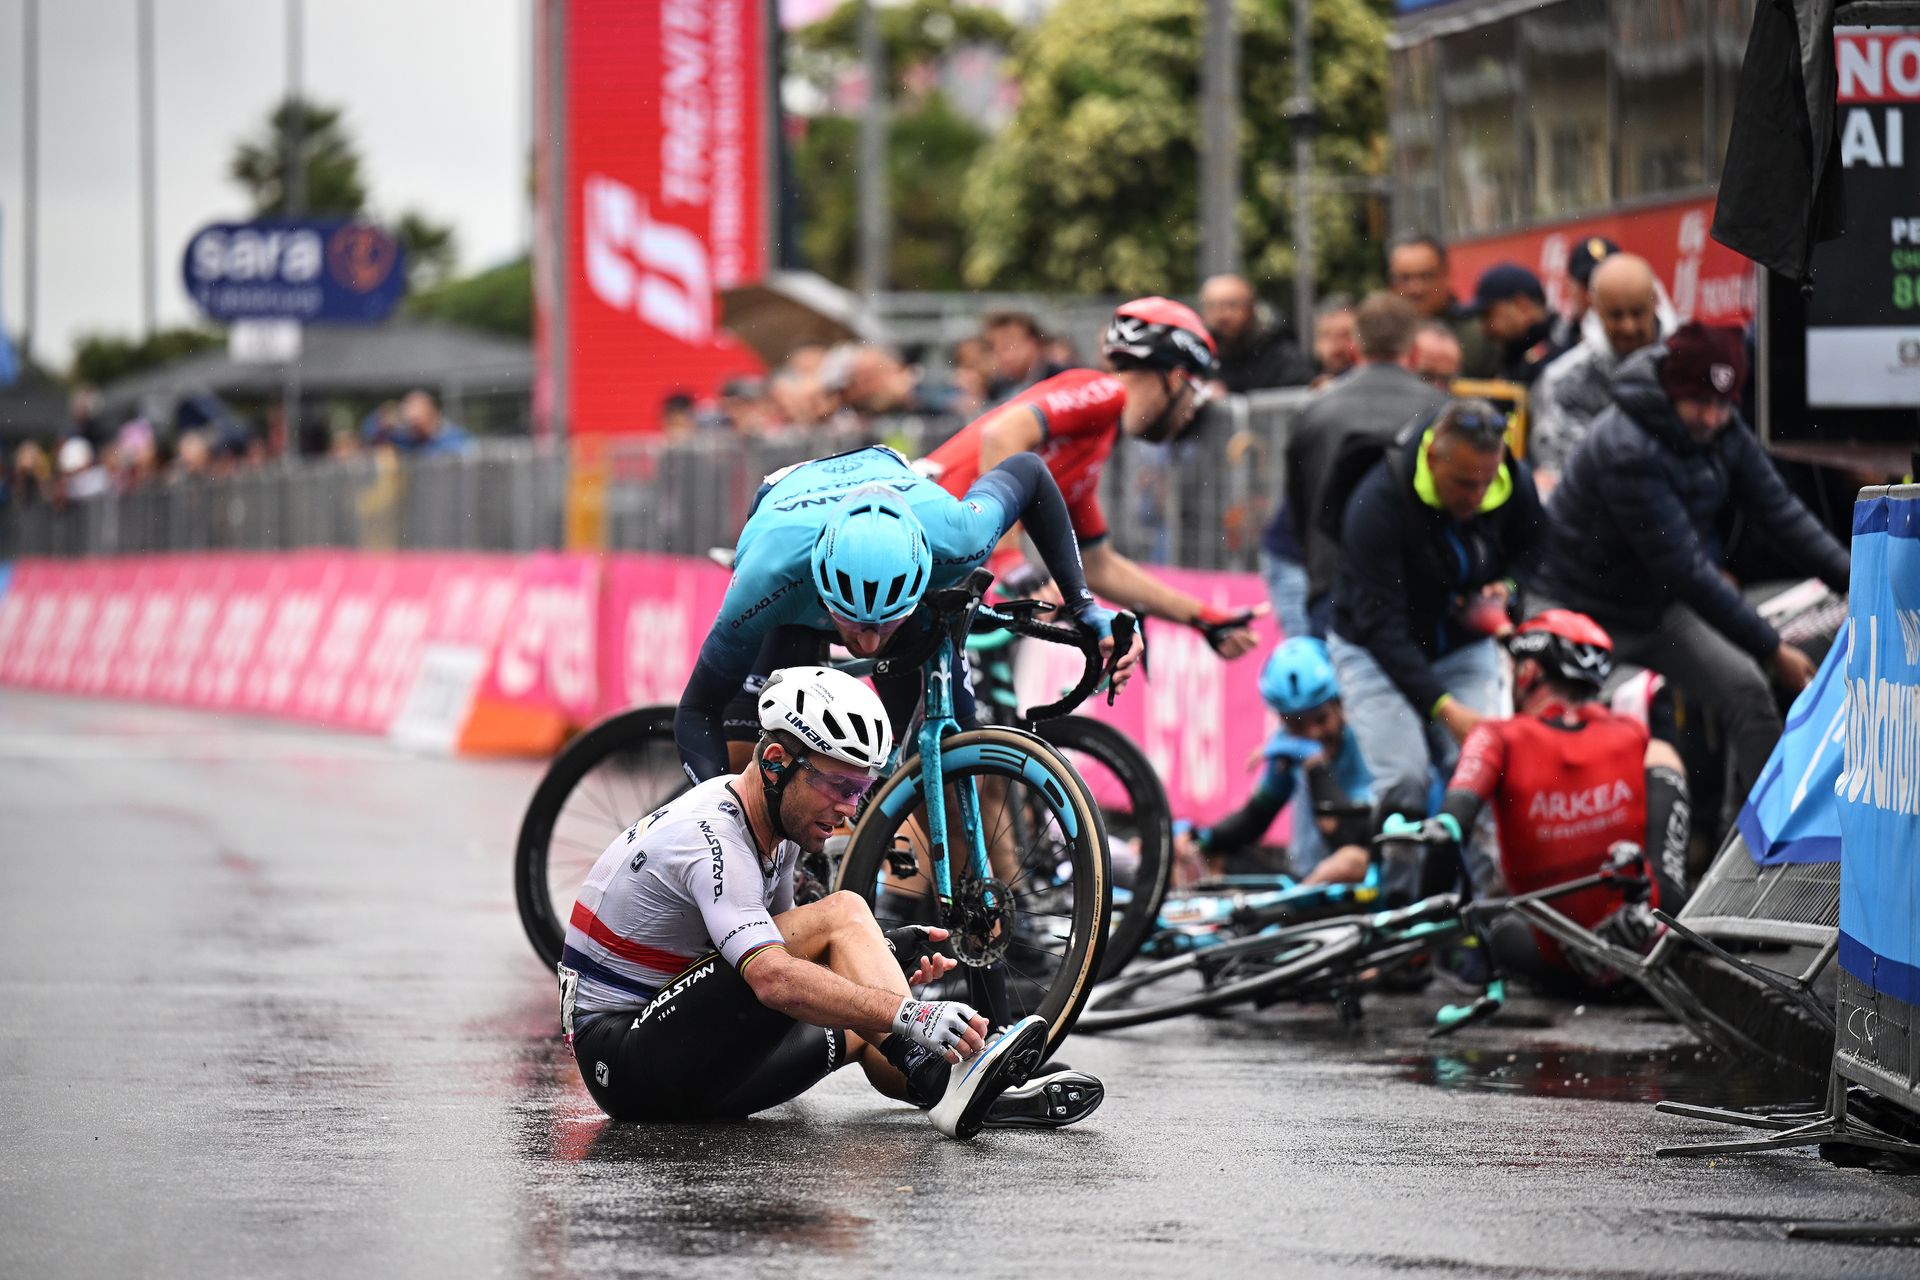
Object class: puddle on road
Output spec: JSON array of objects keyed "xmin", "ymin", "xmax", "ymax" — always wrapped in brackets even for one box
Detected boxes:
[{"xmin": 1391, "ymin": 1043, "xmax": 1820, "ymax": 1107}]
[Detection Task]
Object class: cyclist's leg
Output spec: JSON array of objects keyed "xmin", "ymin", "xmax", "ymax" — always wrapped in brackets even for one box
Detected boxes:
[
  {"xmin": 1644, "ymin": 737, "xmax": 1692, "ymax": 912},
  {"xmin": 571, "ymin": 956, "xmax": 811, "ymax": 1122},
  {"xmin": 1483, "ymin": 915, "xmax": 1584, "ymax": 995},
  {"xmin": 773, "ymin": 890, "xmax": 945, "ymax": 1104}
]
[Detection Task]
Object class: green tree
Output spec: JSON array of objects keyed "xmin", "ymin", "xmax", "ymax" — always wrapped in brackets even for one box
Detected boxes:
[
  {"xmin": 787, "ymin": 0, "xmax": 1011, "ymax": 291},
  {"xmin": 961, "ymin": 0, "xmax": 1391, "ymax": 300},
  {"xmin": 69, "ymin": 328, "xmax": 222, "ymax": 387},
  {"xmin": 229, "ymin": 98, "xmax": 369, "ymax": 216},
  {"xmin": 405, "ymin": 256, "xmax": 531, "ymax": 337},
  {"xmin": 788, "ymin": 0, "xmax": 1017, "ymax": 98},
  {"xmin": 229, "ymin": 97, "xmax": 459, "ymax": 291},
  {"xmin": 394, "ymin": 211, "xmax": 459, "ymax": 292},
  {"xmin": 794, "ymin": 96, "xmax": 988, "ymax": 291}
]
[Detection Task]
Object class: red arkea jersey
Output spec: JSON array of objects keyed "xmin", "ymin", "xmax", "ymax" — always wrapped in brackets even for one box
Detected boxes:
[
  {"xmin": 1450, "ymin": 702, "xmax": 1650, "ymax": 966},
  {"xmin": 920, "ymin": 369, "xmax": 1125, "ymax": 544}
]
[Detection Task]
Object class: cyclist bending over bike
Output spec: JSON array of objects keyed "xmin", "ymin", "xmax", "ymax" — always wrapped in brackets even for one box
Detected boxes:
[
  {"xmin": 1175, "ymin": 637, "xmax": 1376, "ymax": 886},
  {"xmin": 564, "ymin": 667, "xmax": 1102, "ymax": 1139},
  {"xmin": 674, "ymin": 444, "xmax": 1142, "ymax": 782},
  {"xmin": 916, "ymin": 297, "xmax": 1261, "ymax": 658},
  {"xmin": 1393, "ymin": 610, "xmax": 1692, "ymax": 994}
]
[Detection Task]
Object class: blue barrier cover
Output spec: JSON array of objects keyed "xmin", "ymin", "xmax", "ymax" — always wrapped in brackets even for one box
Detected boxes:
[
  {"xmin": 1837, "ymin": 489, "xmax": 1920, "ymax": 1002},
  {"xmin": 1737, "ymin": 618, "xmax": 1849, "ymax": 866}
]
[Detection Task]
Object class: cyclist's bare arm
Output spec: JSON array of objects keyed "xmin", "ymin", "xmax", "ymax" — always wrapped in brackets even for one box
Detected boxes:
[
  {"xmin": 974, "ymin": 404, "xmax": 1047, "ymax": 560},
  {"xmin": 740, "ymin": 917, "xmax": 985, "ymax": 1061},
  {"xmin": 1082, "ymin": 541, "xmax": 1263, "ymax": 657}
]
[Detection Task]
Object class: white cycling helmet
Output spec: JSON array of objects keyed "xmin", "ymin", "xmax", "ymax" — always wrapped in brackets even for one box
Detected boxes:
[{"xmin": 757, "ymin": 666, "xmax": 893, "ymax": 774}]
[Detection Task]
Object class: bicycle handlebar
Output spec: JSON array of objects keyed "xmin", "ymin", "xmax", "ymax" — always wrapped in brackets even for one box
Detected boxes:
[{"xmin": 844, "ymin": 567, "xmax": 1136, "ymax": 723}]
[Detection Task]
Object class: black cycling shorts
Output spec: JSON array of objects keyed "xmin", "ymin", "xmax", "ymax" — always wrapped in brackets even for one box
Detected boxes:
[{"xmin": 571, "ymin": 953, "xmax": 844, "ymax": 1122}]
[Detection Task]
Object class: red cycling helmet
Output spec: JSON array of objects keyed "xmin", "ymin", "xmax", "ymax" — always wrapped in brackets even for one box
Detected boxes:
[
  {"xmin": 1509, "ymin": 609, "xmax": 1614, "ymax": 688},
  {"xmin": 1102, "ymin": 297, "xmax": 1219, "ymax": 378}
]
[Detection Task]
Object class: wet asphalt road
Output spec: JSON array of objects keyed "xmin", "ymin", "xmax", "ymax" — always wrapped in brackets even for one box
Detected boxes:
[{"xmin": 5, "ymin": 689, "xmax": 1920, "ymax": 1279}]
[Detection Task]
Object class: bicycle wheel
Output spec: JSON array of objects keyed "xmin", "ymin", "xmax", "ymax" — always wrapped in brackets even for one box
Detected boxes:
[
  {"xmin": 514, "ymin": 705, "xmax": 688, "ymax": 971},
  {"xmin": 835, "ymin": 727, "xmax": 1109, "ymax": 1060},
  {"xmin": 1033, "ymin": 716, "xmax": 1173, "ymax": 981},
  {"xmin": 1077, "ymin": 920, "xmax": 1367, "ymax": 1031}
]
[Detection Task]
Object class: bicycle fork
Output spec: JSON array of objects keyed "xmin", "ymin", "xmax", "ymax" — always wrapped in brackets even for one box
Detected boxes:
[{"xmin": 917, "ymin": 648, "xmax": 1014, "ymax": 1029}]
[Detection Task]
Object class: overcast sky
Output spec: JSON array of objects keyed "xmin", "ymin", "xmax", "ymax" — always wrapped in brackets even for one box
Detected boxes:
[{"xmin": 0, "ymin": 0, "xmax": 531, "ymax": 369}]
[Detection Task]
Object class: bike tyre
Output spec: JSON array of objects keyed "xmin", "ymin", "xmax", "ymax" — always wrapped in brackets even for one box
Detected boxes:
[
  {"xmin": 514, "ymin": 704, "xmax": 685, "ymax": 972},
  {"xmin": 1077, "ymin": 921, "xmax": 1367, "ymax": 1032},
  {"xmin": 1032, "ymin": 716, "xmax": 1174, "ymax": 982},
  {"xmin": 834, "ymin": 727, "xmax": 1110, "ymax": 1061}
]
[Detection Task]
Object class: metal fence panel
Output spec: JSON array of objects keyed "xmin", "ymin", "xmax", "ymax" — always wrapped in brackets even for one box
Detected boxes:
[{"xmin": 1, "ymin": 390, "xmax": 1310, "ymax": 572}]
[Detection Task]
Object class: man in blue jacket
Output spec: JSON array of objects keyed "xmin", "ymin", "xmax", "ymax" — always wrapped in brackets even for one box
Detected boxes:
[
  {"xmin": 1327, "ymin": 400, "xmax": 1546, "ymax": 824},
  {"xmin": 1532, "ymin": 322, "xmax": 1849, "ymax": 802}
]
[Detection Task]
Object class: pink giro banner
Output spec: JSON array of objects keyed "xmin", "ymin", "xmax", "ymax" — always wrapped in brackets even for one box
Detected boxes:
[
  {"xmin": 1016, "ymin": 565, "xmax": 1281, "ymax": 828},
  {"xmin": 594, "ymin": 552, "xmax": 733, "ymax": 716},
  {"xmin": 0, "ymin": 552, "xmax": 1278, "ymax": 828}
]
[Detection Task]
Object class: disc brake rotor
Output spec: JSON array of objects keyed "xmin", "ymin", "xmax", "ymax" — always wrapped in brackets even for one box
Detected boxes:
[{"xmin": 951, "ymin": 876, "xmax": 1014, "ymax": 967}]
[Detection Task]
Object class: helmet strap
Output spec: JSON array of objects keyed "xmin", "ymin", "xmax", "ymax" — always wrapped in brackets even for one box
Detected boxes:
[
  {"xmin": 757, "ymin": 739, "xmax": 802, "ymax": 844},
  {"xmin": 1138, "ymin": 371, "xmax": 1190, "ymax": 444}
]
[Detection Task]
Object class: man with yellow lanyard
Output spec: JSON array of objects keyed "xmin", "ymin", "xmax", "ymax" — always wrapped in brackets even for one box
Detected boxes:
[{"xmin": 1324, "ymin": 399, "xmax": 1547, "ymax": 852}]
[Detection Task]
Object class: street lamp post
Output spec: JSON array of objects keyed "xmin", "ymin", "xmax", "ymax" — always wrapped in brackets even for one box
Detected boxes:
[{"xmin": 1199, "ymin": 0, "xmax": 1241, "ymax": 281}]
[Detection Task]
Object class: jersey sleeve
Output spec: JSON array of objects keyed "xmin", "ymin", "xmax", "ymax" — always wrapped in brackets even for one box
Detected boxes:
[
  {"xmin": 675, "ymin": 544, "xmax": 813, "ymax": 780},
  {"xmin": 1448, "ymin": 721, "xmax": 1509, "ymax": 801},
  {"xmin": 680, "ymin": 821, "xmax": 788, "ymax": 974},
  {"xmin": 1027, "ymin": 373, "xmax": 1125, "ymax": 442}
]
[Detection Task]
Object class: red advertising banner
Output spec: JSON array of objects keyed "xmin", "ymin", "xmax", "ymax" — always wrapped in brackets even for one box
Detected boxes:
[
  {"xmin": 555, "ymin": 0, "xmax": 769, "ymax": 436},
  {"xmin": 1448, "ymin": 194, "xmax": 1758, "ymax": 327}
]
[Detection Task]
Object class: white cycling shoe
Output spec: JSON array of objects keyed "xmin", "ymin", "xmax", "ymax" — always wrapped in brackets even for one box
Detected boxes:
[
  {"xmin": 982, "ymin": 1069, "xmax": 1105, "ymax": 1129},
  {"xmin": 928, "ymin": 1014, "xmax": 1048, "ymax": 1140}
]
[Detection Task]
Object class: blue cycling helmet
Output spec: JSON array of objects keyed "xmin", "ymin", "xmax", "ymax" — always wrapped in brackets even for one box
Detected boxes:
[
  {"xmin": 811, "ymin": 486, "xmax": 932, "ymax": 624},
  {"xmin": 1259, "ymin": 637, "xmax": 1340, "ymax": 715}
]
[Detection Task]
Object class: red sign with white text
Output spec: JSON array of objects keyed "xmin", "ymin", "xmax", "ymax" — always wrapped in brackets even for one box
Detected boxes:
[
  {"xmin": 1448, "ymin": 194, "xmax": 1758, "ymax": 327},
  {"xmin": 556, "ymin": 0, "xmax": 768, "ymax": 435}
]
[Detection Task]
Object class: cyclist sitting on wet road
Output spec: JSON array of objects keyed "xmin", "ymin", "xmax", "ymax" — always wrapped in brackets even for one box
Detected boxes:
[
  {"xmin": 566, "ymin": 666, "xmax": 1103, "ymax": 1138},
  {"xmin": 1175, "ymin": 637, "xmax": 1376, "ymax": 887},
  {"xmin": 1388, "ymin": 611, "xmax": 1693, "ymax": 994},
  {"xmin": 674, "ymin": 443, "xmax": 1142, "ymax": 783},
  {"xmin": 915, "ymin": 296, "xmax": 1261, "ymax": 660}
]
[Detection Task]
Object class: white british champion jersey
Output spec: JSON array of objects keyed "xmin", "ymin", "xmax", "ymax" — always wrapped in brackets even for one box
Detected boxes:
[{"xmin": 561, "ymin": 777, "xmax": 798, "ymax": 1018}]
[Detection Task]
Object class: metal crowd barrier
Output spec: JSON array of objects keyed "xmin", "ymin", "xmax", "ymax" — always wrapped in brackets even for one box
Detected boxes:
[{"xmin": 0, "ymin": 389, "xmax": 1314, "ymax": 572}]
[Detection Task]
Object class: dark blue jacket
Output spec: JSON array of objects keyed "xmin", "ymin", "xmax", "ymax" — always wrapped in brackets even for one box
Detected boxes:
[
  {"xmin": 1331, "ymin": 413, "xmax": 1545, "ymax": 715},
  {"xmin": 1535, "ymin": 344, "xmax": 1851, "ymax": 658}
]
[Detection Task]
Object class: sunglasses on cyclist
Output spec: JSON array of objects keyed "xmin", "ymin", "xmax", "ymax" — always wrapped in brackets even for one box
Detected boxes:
[{"xmin": 795, "ymin": 755, "xmax": 878, "ymax": 806}]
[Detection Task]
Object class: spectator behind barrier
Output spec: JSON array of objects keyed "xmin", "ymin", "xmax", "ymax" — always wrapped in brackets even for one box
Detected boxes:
[
  {"xmin": 1309, "ymin": 294, "xmax": 1357, "ymax": 388},
  {"xmin": 1268, "ymin": 292, "xmax": 1449, "ymax": 640},
  {"xmin": 981, "ymin": 310, "xmax": 1063, "ymax": 404},
  {"xmin": 1387, "ymin": 232, "xmax": 1497, "ymax": 379},
  {"xmin": 1555, "ymin": 236, "xmax": 1620, "ymax": 355},
  {"xmin": 1327, "ymin": 398, "xmax": 1546, "ymax": 823},
  {"xmin": 1531, "ymin": 322, "xmax": 1852, "ymax": 808},
  {"xmin": 1466, "ymin": 264, "xmax": 1565, "ymax": 388},
  {"xmin": 1198, "ymin": 273, "xmax": 1313, "ymax": 393},
  {"xmin": 1410, "ymin": 321, "xmax": 1463, "ymax": 392},
  {"xmin": 397, "ymin": 389, "xmax": 472, "ymax": 455},
  {"xmin": 1529, "ymin": 253, "xmax": 1676, "ymax": 488}
]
